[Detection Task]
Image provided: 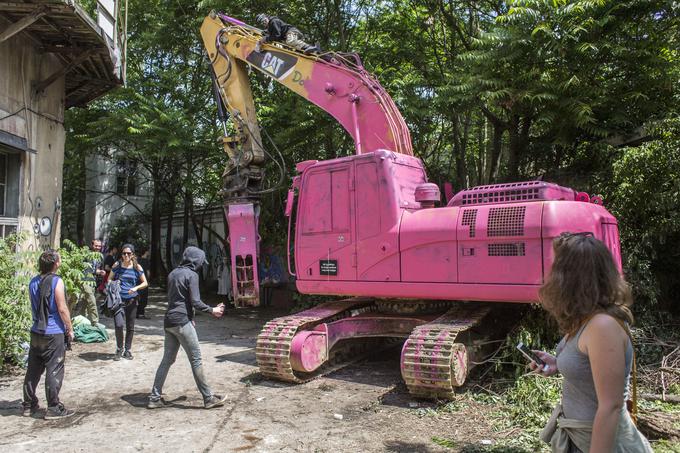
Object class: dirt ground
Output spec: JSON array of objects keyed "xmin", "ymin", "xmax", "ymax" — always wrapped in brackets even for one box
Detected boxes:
[{"xmin": 0, "ymin": 290, "xmax": 506, "ymax": 453}]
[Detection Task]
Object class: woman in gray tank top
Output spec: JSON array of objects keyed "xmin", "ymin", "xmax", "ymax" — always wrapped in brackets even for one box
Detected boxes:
[{"xmin": 530, "ymin": 232, "xmax": 652, "ymax": 452}]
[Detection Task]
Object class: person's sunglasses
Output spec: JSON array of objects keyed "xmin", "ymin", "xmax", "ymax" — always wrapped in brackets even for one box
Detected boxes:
[
  {"xmin": 555, "ymin": 231, "xmax": 594, "ymax": 247},
  {"xmin": 122, "ymin": 252, "xmax": 133, "ymax": 256}
]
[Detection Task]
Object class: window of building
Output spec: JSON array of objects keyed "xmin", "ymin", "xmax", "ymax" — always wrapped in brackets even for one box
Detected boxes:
[
  {"xmin": 0, "ymin": 148, "xmax": 21, "ymax": 238},
  {"xmin": 116, "ymin": 159, "xmax": 139, "ymax": 196}
]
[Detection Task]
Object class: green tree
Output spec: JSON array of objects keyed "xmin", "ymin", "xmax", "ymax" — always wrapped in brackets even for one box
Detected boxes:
[
  {"xmin": 65, "ymin": 0, "xmax": 225, "ymax": 280},
  {"xmin": 606, "ymin": 117, "xmax": 680, "ymax": 312},
  {"xmin": 456, "ymin": 0, "xmax": 678, "ymax": 180}
]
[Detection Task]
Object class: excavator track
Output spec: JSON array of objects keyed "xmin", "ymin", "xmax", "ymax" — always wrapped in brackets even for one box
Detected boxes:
[
  {"xmin": 401, "ymin": 304, "xmax": 491, "ymax": 400},
  {"xmin": 255, "ymin": 299, "xmax": 377, "ymax": 383}
]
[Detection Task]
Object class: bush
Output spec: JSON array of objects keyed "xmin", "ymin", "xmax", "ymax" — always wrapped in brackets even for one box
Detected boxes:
[
  {"xmin": 107, "ymin": 214, "xmax": 149, "ymax": 253},
  {"xmin": 58, "ymin": 239, "xmax": 102, "ymax": 297},
  {"xmin": 0, "ymin": 235, "xmax": 34, "ymax": 367},
  {"xmin": 500, "ymin": 374, "xmax": 562, "ymax": 432}
]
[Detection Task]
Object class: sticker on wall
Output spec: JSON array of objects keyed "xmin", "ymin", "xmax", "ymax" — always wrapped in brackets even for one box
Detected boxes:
[{"xmin": 320, "ymin": 259, "xmax": 338, "ymax": 276}]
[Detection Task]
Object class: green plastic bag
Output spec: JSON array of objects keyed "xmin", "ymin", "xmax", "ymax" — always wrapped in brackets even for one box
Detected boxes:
[{"xmin": 73, "ymin": 319, "xmax": 109, "ymax": 343}]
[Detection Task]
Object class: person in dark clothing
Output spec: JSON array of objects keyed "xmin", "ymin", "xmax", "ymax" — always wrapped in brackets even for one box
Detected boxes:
[
  {"xmin": 89, "ymin": 239, "xmax": 106, "ymax": 289},
  {"xmin": 148, "ymin": 246, "xmax": 226, "ymax": 409},
  {"xmin": 255, "ymin": 14, "xmax": 320, "ymax": 53},
  {"xmin": 110, "ymin": 244, "xmax": 148, "ymax": 360},
  {"xmin": 136, "ymin": 250, "xmax": 150, "ymax": 319},
  {"xmin": 22, "ymin": 249, "xmax": 75, "ymax": 419},
  {"xmin": 100, "ymin": 246, "xmax": 118, "ymax": 293},
  {"xmin": 103, "ymin": 246, "xmax": 118, "ymax": 271}
]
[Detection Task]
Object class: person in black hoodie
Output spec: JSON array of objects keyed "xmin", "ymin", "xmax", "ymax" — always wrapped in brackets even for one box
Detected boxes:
[
  {"xmin": 255, "ymin": 14, "xmax": 320, "ymax": 53},
  {"xmin": 147, "ymin": 246, "xmax": 226, "ymax": 409}
]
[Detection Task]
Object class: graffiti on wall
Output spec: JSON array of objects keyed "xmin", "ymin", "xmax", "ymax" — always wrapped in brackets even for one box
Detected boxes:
[
  {"xmin": 24, "ymin": 195, "xmax": 61, "ymax": 250},
  {"xmin": 259, "ymin": 248, "xmax": 286, "ymax": 285},
  {"xmin": 204, "ymin": 240, "xmax": 224, "ymax": 281},
  {"xmin": 169, "ymin": 235, "xmax": 226, "ymax": 282}
]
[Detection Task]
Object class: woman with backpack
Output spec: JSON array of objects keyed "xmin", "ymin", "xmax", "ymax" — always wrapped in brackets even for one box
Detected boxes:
[{"xmin": 110, "ymin": 244, "xmax": 147, "ymax": 361}]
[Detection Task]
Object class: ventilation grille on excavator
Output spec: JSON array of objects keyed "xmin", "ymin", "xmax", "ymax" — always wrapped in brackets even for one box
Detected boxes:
[
  {"xmin": 488, "ymin": 243, "xmax": 526, "ymax": 256},
  {"xmin": 488, "ymin": 206, "xmax": 526, "ymax": 237},
  {"xmin": 461, "ymin": 209, "xmax": 478, "ymax": 237},
  {"xmin": 448, "ymin": 181, "xmax": 577, "ymax": 206},
  {"xmin": 461, "ymin": 188, "xmax": 539, "ymax": 205}
]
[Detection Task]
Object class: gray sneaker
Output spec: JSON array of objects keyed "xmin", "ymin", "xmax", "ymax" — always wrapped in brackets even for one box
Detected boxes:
[
  {"xmin": 204, "ymin": 394, "xmax": 228, "ymax": 409},
  {"xmin": 147, "ymin": 398, "xmax": 166, "ymax": 409},
  {"xmin": 44, "ymin": 403, "xmax": 75, "ymax": 420}
]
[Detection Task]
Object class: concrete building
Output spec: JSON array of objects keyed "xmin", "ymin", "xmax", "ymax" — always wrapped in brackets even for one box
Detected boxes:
[
  {"xmin": 83, "ymin": 153, "xmax": 151, "ymax": 242},
  {"xmin": 82, "ymin": 153, "xmax": 230, "ymax": 287},
  {"xmin": 0, "ymin": 0, "xmax": 125, "ymax": 249}
]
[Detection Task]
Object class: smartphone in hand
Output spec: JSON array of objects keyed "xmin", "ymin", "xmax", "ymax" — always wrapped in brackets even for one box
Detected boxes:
[{"xmin": 516, "ymin": 342, "xmax": 545, "ymax": 367}]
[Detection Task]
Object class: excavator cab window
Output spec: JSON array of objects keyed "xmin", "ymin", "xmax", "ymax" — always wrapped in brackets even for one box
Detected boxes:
[{"xmin": 395, "ymin": 163, "xmax": 427, "ymax": 208}]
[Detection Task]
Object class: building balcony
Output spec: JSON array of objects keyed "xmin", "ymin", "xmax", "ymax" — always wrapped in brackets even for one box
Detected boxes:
[{"xmin": 0, "ymin": 0, "xmax": 126, "ymax": 108}]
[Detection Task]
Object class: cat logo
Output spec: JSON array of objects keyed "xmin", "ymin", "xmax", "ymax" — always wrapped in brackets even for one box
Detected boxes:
[
  {"xmin": 262, "ymin": 53, "xmax": 285, "ymax": 77},
  {"xmin": 246, "ymin": 49, "xmax": 298, "ymax": 81}
]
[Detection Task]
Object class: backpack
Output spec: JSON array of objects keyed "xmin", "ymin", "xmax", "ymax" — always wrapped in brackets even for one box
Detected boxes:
[
  {"xmin": 102, "ymin": 279, "xmax": 123, "ymax": 317},
  {"xmin": 36, "ymin": 273, "xmax": 56, "ymax": 332}
]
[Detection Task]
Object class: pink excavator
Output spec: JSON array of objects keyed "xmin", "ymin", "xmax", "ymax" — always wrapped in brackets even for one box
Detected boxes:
[{"xmin": 200, "ymin": 12, "xmax": 622, "ymax": 399}]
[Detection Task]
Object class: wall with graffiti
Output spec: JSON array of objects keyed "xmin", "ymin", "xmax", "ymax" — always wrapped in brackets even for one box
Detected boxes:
[
  {"xmin": 159, "ymin": 206, "xmax": 228, "ymax": 288},
  {"xmin": 158, "ymin": 206, "xmax": 289, "ymax": 296}
]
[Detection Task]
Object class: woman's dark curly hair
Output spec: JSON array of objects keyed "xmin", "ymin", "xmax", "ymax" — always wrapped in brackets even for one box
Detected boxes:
[{"xmin": 539, "ymin": 232, "xmax": 633, "ymax": 336}]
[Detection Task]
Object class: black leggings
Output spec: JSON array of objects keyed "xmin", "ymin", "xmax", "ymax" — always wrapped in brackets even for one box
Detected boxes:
[
  {"xmin": 114, "ymin": 298, "xmax": 138, "ymax": 351},
  {"xmin": 138, "ymin": 288, "xmax": 148, "ymax": 316}
]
